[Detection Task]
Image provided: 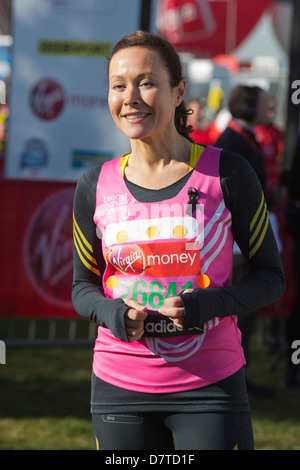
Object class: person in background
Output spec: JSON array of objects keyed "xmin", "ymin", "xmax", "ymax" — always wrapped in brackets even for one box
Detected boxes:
[
  {"xmin": 208, "ymin": 106, "xmax": 232, "ymax": 143},
  {"xmin": 214, "ymin": 85, "xmax": 268, "ymax": 190},
  {"xmin": 255, "ymin": 95, "xmax": 284, "ymax": 209},
  {"xmin": 214, "ymin": 85, "xmax": 274, "ymax": 398},
  {"xmin": 186, "ymin": 98, "xmax": 214, "ymax": 145},
  {"xmin": 72, "ymin": 32, "xmax": 285, "ymax": 450}
]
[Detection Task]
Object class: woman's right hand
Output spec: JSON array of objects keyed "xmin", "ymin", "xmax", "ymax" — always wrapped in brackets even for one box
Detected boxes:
[{"xmin": 123, "ymin": 298, "xmax": 148, "ymax": 342}]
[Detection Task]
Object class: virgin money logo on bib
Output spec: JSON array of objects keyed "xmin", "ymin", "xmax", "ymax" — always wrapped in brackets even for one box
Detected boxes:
[
  {"xmin": 107, "ymin": 244, "xmax": 146, "ymax": 275},
  {"xmin": 107, "ymin": 241, "xmax": 200, "ymax": 278}
]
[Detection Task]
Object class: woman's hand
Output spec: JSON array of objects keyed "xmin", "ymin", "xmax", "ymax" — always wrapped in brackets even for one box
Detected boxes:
[
  {"xmin": 123, "ymin": 298, "xmax": 148, "ymax": 342},
  {"xmin": 158, "ymin": 289, "xmax": 193, "ymax": 329}
]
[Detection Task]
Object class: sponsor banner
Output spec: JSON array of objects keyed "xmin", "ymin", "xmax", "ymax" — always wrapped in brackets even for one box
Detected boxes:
[
  {"xmin": 5, "ymin": 0, "xmax": 142, "ymax": 181},
  {"xmin": 156, "ymin": 0, "xmax": 271, "ymax": 57},
  {"xmin": 0, "ymin": 180, "xmax": 77, "ymax": 318}
]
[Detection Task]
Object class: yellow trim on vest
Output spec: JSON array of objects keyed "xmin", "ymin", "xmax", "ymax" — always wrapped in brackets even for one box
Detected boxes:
[
  {"xmin": 120, "ymin": 144, "xmax": 205, "ymax": 177},
  {"xmin": 120, "ymin": 153, "xmax": 131, "ymax": 177},
  {"xmin": 190, "ymin": 143, "xmax": 205, "ymax": 171}
]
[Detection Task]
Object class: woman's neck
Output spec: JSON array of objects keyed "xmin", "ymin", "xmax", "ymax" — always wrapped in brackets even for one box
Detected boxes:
[
  {"xmin": 125, "ymin": 135, "xmax": 192, "ymax": 190},
  {"xmin": 129, "ymin": 134, "xmax": 191, "ymax": 168}
]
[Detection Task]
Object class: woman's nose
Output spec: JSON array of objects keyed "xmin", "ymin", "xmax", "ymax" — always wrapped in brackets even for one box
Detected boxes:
[{"xmin": 123, "ymin": 86, "xmax": 140, "ymax": 106}]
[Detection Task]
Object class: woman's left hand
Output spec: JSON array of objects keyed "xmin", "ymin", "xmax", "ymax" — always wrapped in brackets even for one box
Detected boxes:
[{"xmin": 158, "ymin": 289, "xmax": 192, "ymax": 329}]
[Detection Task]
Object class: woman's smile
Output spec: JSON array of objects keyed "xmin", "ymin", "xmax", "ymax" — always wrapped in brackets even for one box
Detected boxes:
[{"xmin": 122, "ymin": 112, "xmax": 151, "ymax": 123}]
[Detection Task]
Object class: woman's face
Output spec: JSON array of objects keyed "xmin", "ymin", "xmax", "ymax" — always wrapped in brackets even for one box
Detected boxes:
[{"xmin": 108, "ymin": 46, "xmax": 185, "ymax": 141}]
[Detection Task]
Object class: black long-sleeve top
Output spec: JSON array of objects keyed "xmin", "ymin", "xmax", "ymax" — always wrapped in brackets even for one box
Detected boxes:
[{"xmin": 72, "ymin": 149, "xmax": 285, "ymax": 341}]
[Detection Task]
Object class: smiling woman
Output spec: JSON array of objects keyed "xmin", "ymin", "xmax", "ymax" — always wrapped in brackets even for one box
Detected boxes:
[
  {"xmin": 108, "ymin": 46, "xmax": 185, "ymax": 144},
  {"xmin": 72, "ymin": 30, "xmax": 285, "ymax": 450}
]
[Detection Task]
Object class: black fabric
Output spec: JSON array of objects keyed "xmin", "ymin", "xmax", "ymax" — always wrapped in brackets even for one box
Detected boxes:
[
  {"xmin": 214, "ymin": 120, "xmax": 265, "ymax": 188},
  {"xmin": 92, "ymin": 408, "xmax": 254, "ymax": 450},
  {"xmin": 90, "ymin": 367, "xmax": 250, "ymax": 414}
]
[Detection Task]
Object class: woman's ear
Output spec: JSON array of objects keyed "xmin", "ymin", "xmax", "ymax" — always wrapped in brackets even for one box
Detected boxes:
[{"xmin": 176, "ymin": 79, "xmax": 186, "ymax": 106}]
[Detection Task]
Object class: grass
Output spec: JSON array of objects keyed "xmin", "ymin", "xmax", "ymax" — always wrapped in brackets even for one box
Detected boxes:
[
  {"xmin": 0, "ymin": 318, "xmax": 299, "ymax": 450},
  {"xmin": 0, "ymin": 345, "xmax": 94, "ymax": 450},
  {"xmin": 245, "ymin": 327, "xmax": 300, "ymax": 450}
]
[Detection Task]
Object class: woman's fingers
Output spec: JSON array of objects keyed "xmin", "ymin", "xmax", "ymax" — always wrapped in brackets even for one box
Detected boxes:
[
  {"xmin": 123, "ymin": 289, "xmax": 193, "ymax": 339},
  {"xmin": 158, "ymin": 296, "xmax": 185, "ymax": 328},
  {"xmin": 123, "ymin": 300, "xmax": 148, "ymax": 342}
]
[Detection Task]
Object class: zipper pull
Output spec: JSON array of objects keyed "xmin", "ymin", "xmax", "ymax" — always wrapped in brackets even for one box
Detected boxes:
[{"xmin": 187, "ymin": 187, "xmax": 199, "ymax": 215}]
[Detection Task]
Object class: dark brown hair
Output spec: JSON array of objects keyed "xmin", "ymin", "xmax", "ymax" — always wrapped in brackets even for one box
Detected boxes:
[
  {"xmin": 229, "ymin": 85, "xmax": 263, "ymax": 122},
  {"xmin": 107, "ymin": 30, "xmax": 193, "ymax": 142}
]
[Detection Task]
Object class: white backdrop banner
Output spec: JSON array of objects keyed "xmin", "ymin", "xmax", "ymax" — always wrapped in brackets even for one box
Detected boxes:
[{"xmin": 5, "ymin": 0, "xmax": 144, "ymax": 180}]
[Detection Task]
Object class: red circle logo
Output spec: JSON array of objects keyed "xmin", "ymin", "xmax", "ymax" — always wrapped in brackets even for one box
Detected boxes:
[
  {"xmin": 24, "ymin": 188, "xmax": 74, "ymax": 306},
  {"xmin": 107, "ymin": 244, "xmax": 146, "ymax": 275},
  {"xmin": 30, "ymin": 78, "xmax": 65, "ymax": 120}
]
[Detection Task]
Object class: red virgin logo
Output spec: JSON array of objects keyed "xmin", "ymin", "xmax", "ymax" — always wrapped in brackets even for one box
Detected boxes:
[
  {"xmin": 107, "ymin": 244, "xmax": 146, "ymax": 276},
  {"xmin": 30, "ymin": 78, "xmax": 65, "ymax": 120},
  {"xmin": 24, "ymin": 188, "xmax": 74, "ymax": 306}
]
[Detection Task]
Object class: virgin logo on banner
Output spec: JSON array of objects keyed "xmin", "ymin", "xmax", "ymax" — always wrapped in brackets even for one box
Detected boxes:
[
  {"xmin": 156, "ymin": 0, "xmax": 271, "ymax": 57},
  {"xmin": 29, "ymin": 78, "xmax": 66, "ymax": 121},
  {"xmin": 0, "ymin": 180, "xmax": 77, "ymax": 318},
  {"xmin": 24, "ymin": 188, "xmax": 74, "ymax": 308}
]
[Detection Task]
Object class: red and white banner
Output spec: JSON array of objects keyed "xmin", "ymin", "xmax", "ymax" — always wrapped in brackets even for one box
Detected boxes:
[
  {"xmin": 0, "ymin": 180, "xmax": 77, "ymax": 318},
  {"xmin": 156, "ymin": 0, "xmax": 271, "ymax": 57}
]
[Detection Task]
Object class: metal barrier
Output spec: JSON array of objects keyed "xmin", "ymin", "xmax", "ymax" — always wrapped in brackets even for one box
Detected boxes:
[{"xmin": 1, "ymin": 318, "xmax": 97, "ymax": 347}]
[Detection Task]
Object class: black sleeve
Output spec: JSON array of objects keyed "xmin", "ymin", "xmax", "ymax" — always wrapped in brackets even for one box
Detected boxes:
[
  {"xmin": 180, "ymin": 150, "xmax": 286, "ymax": 329},
  {"xmin": 72, "ymin": 165, "xmax": 129, "ymax": 341}
]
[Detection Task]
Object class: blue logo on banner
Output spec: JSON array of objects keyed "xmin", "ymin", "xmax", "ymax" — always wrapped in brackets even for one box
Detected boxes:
[
  {"xmin": 72, "ymin": 150, "xmax": 113, "ymax": 169},
  {"xmin": 20, "ymin": 138, "xmax": 48, "ymax": 170}
]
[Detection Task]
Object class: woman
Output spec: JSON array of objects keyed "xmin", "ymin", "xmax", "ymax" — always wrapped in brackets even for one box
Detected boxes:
[{"xmin": 72, "ymin": 31, "xmax": 285, "ymax": 450}]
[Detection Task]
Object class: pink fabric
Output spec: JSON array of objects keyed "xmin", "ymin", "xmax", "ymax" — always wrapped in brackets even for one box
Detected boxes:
[{"xmin": 93, "ymin": 145, "xmax": 245, "ymax": 393}]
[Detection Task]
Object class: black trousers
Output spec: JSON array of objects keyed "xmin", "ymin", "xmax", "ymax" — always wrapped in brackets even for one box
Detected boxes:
[{"xmin": 92, "ymin": 410, "xmax": 254, "ymax": 450}]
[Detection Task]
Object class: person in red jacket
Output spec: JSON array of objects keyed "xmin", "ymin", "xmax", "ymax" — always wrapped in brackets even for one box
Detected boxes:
[
  {"xmin": 255, "ymin": 95, "xmax": 284, "ymax": 207},
  {"xmin": 187, "ymin": 98, "xmax": 214, "ymax": 145}
]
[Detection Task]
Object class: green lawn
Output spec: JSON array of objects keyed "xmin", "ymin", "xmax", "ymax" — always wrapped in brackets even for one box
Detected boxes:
[
  {"xmin": 0, "ymin": 346, "xmax": 94, "ymax": 450},
  {"xmin": 0, "ymin": 319, "xmax": 299, "ymax": 450},
  {"xmin": 245, "ymin": 332, "xmax": 300, "ymax": 450}
]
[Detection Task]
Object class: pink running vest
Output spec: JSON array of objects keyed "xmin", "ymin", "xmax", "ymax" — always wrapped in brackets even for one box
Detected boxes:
[{"xmin": 93, "ymin": 144, "xmax": 245, "ymax": 393}]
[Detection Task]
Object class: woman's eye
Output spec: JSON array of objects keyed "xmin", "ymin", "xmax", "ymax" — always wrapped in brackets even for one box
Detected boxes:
[
  {"xmin": 112, "ymin": 84, "xmax": 125, "ymax": 90},
  {"xmin": 140, "ymin": 81, "xmax": 153, "ymax": 88}
]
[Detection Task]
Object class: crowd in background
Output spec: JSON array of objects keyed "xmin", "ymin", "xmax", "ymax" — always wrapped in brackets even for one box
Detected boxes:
[{"xmin": 187, "ymin": 84, "xmax": 300, "ymax": 391}]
